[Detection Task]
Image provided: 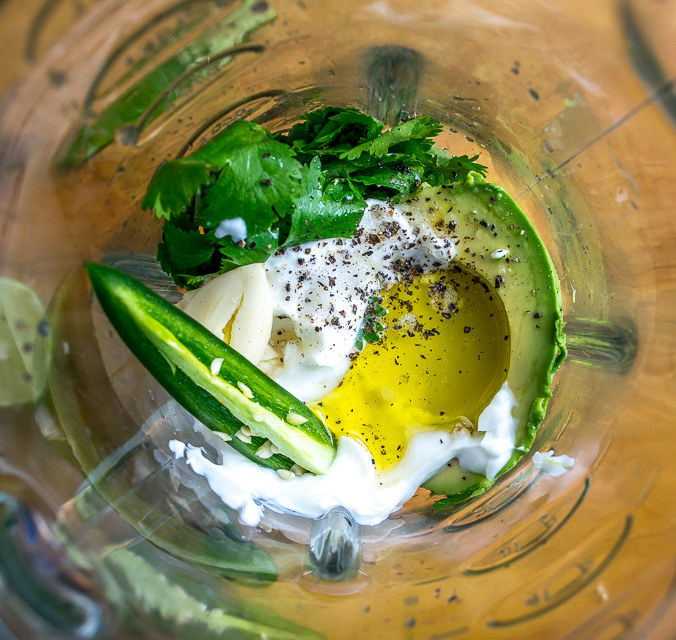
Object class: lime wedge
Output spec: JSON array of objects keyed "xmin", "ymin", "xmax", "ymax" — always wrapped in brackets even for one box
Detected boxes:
[{"xmin": 0, "ymin": 278, "xmax": 47, "ymax": 406}]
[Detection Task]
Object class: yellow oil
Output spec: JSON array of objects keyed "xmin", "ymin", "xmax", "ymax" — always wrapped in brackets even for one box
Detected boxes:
[{"xmin": 312, "ymin": 266, "xmax": 511, "ymax": 471}]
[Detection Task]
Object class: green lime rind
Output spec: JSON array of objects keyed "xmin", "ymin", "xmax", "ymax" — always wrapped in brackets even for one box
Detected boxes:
[{"xmin": 0, "ymin": 277, "xmax": 50, "ymax": 406}]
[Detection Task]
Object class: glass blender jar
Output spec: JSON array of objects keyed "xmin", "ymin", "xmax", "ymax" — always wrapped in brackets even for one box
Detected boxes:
[{"xmin": 0, "ymin": 0, "xmax": 675, "ymax": 638}]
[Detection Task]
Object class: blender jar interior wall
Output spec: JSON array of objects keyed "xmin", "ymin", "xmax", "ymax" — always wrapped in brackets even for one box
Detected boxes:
[{"xmin": 0, "ymin": 0, "xmax": 675, "ymax": 638}]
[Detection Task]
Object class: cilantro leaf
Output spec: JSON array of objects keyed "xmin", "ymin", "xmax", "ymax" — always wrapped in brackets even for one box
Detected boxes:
[
  {"xmin": 349, "ymin": 165, "xmax": 423, "ymax": 196},
  {"xmin": 142, "ymin": 159, "xmax": 215, "ymax": 220},
  {"xmin": 157, "ymin": 222, "xmax": 219, "ymax": 287},
  {"xmin": 339, "ymin": 115, "xmax": 443, "ymax": 161},
  {"xmin": 198, "ymin": 121, "xmax": 302, "ymax": 235},
  {"xmin": 423, "ymin": 150, "xmax": 488, "ymax": 186},
  {"xmin": 283, "ymin": 157, "xmax": 365, "ymax": 247},
  {"xmin": 354, "ymin": 296, "xmax": 388, "ymax": 350},
  {"xmin": 318, "ymin": 153, "xmax": 403, "ymax": 180},
  {"xmin": 387, "ymin": 138, "xmax": 437, "ymax": 164},
  {"xmin": 217, "ymin": 228, "xmax": 280, "ymax": 273},
  {"xmin": 282, "ymin": 107, "xmax": 383, "ymax": 154}
]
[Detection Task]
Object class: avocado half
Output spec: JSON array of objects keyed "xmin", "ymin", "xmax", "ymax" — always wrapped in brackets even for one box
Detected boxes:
[{"xmin": 420, "ymin": 173, "xmax": 566, "ymax": 509}]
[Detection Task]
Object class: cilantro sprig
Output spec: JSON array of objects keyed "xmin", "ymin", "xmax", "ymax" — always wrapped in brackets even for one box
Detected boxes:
[
  {"xmin": 355, "ymin": 296, "xmax": 389, "ymax": 351},
  {"xmin": 143, "ymin": 107, "xmax": 487, "ymax": 288}
]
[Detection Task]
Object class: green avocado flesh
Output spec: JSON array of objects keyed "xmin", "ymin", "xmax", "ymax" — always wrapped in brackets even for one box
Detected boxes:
[{"xmin": 419, "ymin": 174, "xmax": 565, "ymax": 507}]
